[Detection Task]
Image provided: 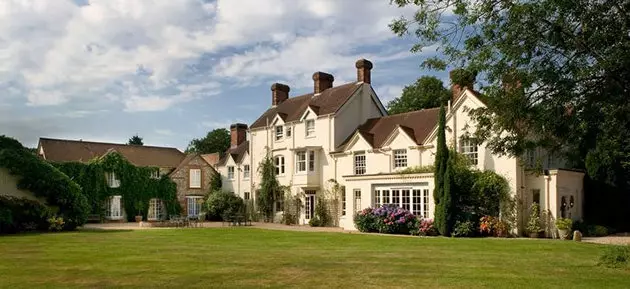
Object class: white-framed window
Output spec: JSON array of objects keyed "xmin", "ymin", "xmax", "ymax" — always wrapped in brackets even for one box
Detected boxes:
[
  {"xmin": 354, "ymin": 153, "xmax": 366, "ymax": 175},
  {"xmin": 305, "ymin": 191, "xmax": 316, "ymax": 220},
  {"xmin": 275, "ymin": 125, "xmax": 283, "ymax": 141},
  {"xmin": 460, "ymin": 138, "xmax": 478, "ymax": 165},
  {"xmin": 296, "ymin": 151, "xmax": 307, "ymax": 173},
  {"xmin": 393, "ymin": 149, "xmax": 407, "ymax": 168},
  {"xmin": 147, "ymin": 198, "xmax": 163, "ymax": 221},
  {"xmin": 244, "ymin": 192, "xmax": 251, "ymax": 200},
  {"xmin": 286, "ymin": 126, "xmax": 292, "ymax": 138},
  {"xmin": 106, "ymin": 172, "xmax": 121, "ymax": 188},
  {"xmin": 189, "ymin": 169, "xmax": 201, "ymax": 188},
  {"xmin": 375, "ymin": 187, "xmax": 430, "ymax": 217},
  {"xmin": 227, "ymin": 166, "xmax": 234, "ymax": 180},
  {"xmin": 341, "ymin": 189, "xmax": 347, "ymax": 216},
  {"xmin": 243, "ymin": 165, "xmax": 250, "ymax": 179},
  {"xmin": 150, "ymin": 168, "xmax": 160, "ymax": 179},
  {"xmin": 354, "ymin": 189, "xmax": 361, "ymax": 213},
  {"xmin": 275, "ymin": 155, "xmax": 285, "ymax": 175},
  {"xmin": 105, "ymin": 195, "xmax": 122, "ymax": 219},
  {"xmin": 186, "ymin": 196, "xmax": 203, "ymax": 217},
  {"xmin": 305, "ymin": 119, "xmax": 315, "ymax": 137},
  {"xmin": 308, "ymin": 150, "xmax": 315, "ymax": 172}
]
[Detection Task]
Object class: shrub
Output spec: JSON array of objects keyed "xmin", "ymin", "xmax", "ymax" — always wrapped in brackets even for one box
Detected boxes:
[
  {"xmin": 599, "ymin": 245, "xmax": 630, "ymax": 269},
  {"xmin": 417, "ymin": 218, "xmax": 438, "ymax": 236},
  {"xmin": 479, "ymin": 215, "xmax": 508, "ymax": 237},
  {"xmin": 452, "ymin": 220, "xmax": 475, "ymax": 237},
  {"xmin": 309, "ymin": 197, "xmax": 331, "ymax": 227},
  {"xmin": 354, "ymin": 208, "xmax": 378, "ymax": 232},
  {"xmin": 204, "ymin": 191, "xmax": 245, "ymax": 221},
  {"xmin": 0, "ymin": 196, "xmax": 51, "ymax": 234},
  {"xmin": 555, "ymin": 218, "xmax": 573, "ymax": 230},
  {"xmin": 48, "ymin": 216, "xmax": 65, "ymax": 232},
  {"xmin": 526, "ymin": 203, "xmax": 543, "ymax": 235},
  {"xmin": 592, "ymin": 225, "xmax": 609, "ymax": 237}
]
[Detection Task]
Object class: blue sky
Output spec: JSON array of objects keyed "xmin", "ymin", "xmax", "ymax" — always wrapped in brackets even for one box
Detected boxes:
[{"xmin": 0, "ymin": 0, "xmax": 450, "ymax": 151}]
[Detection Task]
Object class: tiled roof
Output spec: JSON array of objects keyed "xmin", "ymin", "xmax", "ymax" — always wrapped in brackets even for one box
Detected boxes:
[
  {"xmin": 217, "ymin": 141, "xmax": 249, "ymax": 166},
  {"xmin": 250, "ymin": 82, "xmax": 361, "ymax": 129},
  {"xmin": 340, "ymin": 108, "xmax": 440, "ymax": 149},
  {"xmin": 38, "ymin": 138, "xmax": 185, "ymax": 168}
]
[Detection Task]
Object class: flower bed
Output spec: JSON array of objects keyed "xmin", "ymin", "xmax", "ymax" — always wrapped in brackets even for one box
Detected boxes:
[{"xmin": 354, "ymin": 204, "xmax": 425, "ymax": 235}]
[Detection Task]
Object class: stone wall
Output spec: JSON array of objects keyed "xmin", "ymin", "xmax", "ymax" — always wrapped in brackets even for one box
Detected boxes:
[{"xmin": 169, "ymin": 155, "xmax": 216, "ymax": 214}]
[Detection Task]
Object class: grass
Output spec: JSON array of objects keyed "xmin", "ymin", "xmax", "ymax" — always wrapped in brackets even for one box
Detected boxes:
[{"xmin": 0, "ymin": 228, "xmax": 629, "ymax": 289}]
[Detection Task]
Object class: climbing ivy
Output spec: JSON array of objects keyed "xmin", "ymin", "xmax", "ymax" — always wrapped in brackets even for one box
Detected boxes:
[
  {"xmin": 54, "ymin": 152, "xmax": 180, "ymax": 221},
  {"xmin": 0, "ymin": 136, "xmax": 90, "ymax": 230}
]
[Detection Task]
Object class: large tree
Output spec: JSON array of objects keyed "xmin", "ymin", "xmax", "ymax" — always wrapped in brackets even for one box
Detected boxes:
[
  {"xmin": 186, "ymin": 128, "xmax": 230, "ymax": 155},
  {"xmin": 390, "ymin": 0, "xmax": 630, "ymax": 227},
  {"xmin": 387, "ymin": 76, "xmax": 450, "ymax": 114},
  {"xmin": 127, "ymin": 134, "xmax": 143, "ymax": 146}
]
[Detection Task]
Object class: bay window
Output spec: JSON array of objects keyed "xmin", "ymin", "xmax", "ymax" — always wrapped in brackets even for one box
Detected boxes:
[
  {"xmin": 295, "ymin": 150, "xmax": 316, "ymax": 173},
  {"xmin": 374, "ymin": 187, "xmax": 430, "ymax": 217}
]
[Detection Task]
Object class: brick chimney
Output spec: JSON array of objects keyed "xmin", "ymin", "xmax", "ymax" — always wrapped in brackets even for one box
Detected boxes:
[
  {"xmin": 271, "ymin": 83, "xmax": 290, "ymax": 106},
  {"xmin": 312, "ymin": 72, "xmax": 334, "ymax": 94},
  {"xmin": 356, "ymin": 59, "xmax": 373, "ymax": 84},
  {"xmin": 449, "ymin": 69, "xmax": 476, "ymax": 104},
  {"xmin": 230, "ymin": 123, "xmax": 247, "ymax": 148}
]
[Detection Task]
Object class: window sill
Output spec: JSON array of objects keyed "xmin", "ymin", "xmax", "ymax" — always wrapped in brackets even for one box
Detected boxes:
[
  {"xmin": 189, "ymin": 186, "xmax": 202, "ymax": 189},
  {"xmin": 305, "ymin": 135, "xmax": 316, "ymax": 139},
  {"xmin": 294, "ymin": 172, "xmax": 316, "ymax": 176}
]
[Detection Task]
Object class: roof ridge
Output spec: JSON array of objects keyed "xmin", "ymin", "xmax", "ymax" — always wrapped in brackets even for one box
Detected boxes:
[
  {"xmin": 39, "ymin": 137, "xmax": 182, "ymax": 151},
  {"xmin": 289, "ymin": 81, "xmax": 358, "ymax": 99}
]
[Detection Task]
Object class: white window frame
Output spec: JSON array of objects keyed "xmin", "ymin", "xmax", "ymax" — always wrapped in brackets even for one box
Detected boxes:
[
  {"xmin": 393, "ymin": 149, "xmax": 408, "ymax": 168},
  {"xmin": 147, "ymin": 198, "xmax": 163, "ymax": 221},
  {"xmin": 374, "ymin": 187, "xmax": 430, "ymax": 217},
  {"xmin": 341, "ymin": 189, "xmax": 346, "ymax": 216},
  {"xmin": 286, "ymin": 126, "xmax": 292, "ymax": 138},
  {"xmin": 150, "ymin": 169, "xmax": 160, "ymax": 179},
  {"xmin": 243, "ymin": 165, "xmax": 250, "ymax": 179},
  {"xmin": 275, "ymin": 155, "xmax": 285, "ymax": 175},
  {"xmin": 304, "ymin": 190, "xmax": 316, "ymax": 220},
  {"xmin": 227, "ymin": 166, "xmax": 235, "ymax": 180},
  {"xmin": 354, "ymin": 153, "xmax": 366, "ymax": 175},
  {"xmin": 106, "ymin": 172, "xmax": 121, "ymax": 188},
  {"xmin": 308, "ymin": 150, "xmax": 315, "ymax": 172},
  {"xmin": 275, "ymin": 125, "xmax": 284, "ymax": 141},
  {"xmin": 460, "ymin": 138, "xmax": 478, "ymax": 165},
  {"xmin": 186, "ymin": 196, "xmax": 203, "ymax": 217},
  {"xmin": 244, "ymin": 192, "xmax": 251, "ymax": 200},
  {"xmin": 354, "ymin": 189, "xmax": 361, "ymax": 213},
  {"xmin": 105, "ymin": 195, "xmax": 123, "ymax": 220},
  {"xmin": 305, "ymin": 119, "xmax": 315, "ymax": 137},
  {"xmin": 296, "ymin": 150, "xmax": 316, "ymax": 174},
  {"xmin": 189, "ymin": 168, "xmax": 202, "ymax": 188}
]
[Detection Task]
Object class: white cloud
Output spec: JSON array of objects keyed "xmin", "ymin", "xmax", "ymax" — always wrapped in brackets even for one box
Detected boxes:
[
  {"xmin": 201, "ymin": 119, "xmax": 246, "ymax": 130},
  {"xmin": 378, "ymin": 85, "xmax": 404, "ymax": 106},
  {"xmin": 155, "ymin": 129, "xmax": 174, "ymax": 136},
  {"xmin": 0, "ymin": 0, "xmax": 420, "ymax": 110}
]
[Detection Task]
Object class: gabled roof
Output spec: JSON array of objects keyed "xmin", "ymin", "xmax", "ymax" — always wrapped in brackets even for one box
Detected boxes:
[
  {"xmin": 250, "ymin": 82, "xmax": 361, "ymax": 129},
  {"xmin": 169, "ymin": 153, "xmax": 218, "ymax": 177},
  {"xmin": 217, "ymin": 141, "xmax": 249, "ymax": 166},
  {"xmin": 338, "ymin": 108, "xmax": 440, "ymax": 149},
  {"xmin": 38, "ymin": 137, "xmax": 185, "ymax": 168}
]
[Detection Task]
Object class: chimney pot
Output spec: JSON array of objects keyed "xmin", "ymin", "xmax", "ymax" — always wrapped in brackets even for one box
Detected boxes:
[
  {"xmin": 270, "ymin": 83, "xmax": 290, "ymax": 106},
  {"xmin": 449, "ymin": 69, "xmax": 476, "ymax": 104},
  {"xmin": 230, "ymin": 123, "xmax": 248, "ymax": 148},
  {"xmin": 355, "ymin": 59, "xmax": 373, "ymax": 84},
  {"xmin": 312, "ymin": 72, "xmax": 334, "ymax": 94}
]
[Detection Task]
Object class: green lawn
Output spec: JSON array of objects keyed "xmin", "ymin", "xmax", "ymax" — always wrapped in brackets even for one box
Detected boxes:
[{"xmin": 0, "ymin": 228, "xmax": 628, "ymax": 289}]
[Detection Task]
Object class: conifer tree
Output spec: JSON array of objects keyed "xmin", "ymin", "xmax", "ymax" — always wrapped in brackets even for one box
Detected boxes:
[{"xmin": 434, "ymin": 104, "xmax": 449, "ymax": 235}]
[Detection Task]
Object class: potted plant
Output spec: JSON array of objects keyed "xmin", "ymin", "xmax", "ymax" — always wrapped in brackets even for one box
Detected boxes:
[
  {"xmin": 555, "ymin": 218, "xmax": 573, "ymax": 240},
  {"xmin": 526, "ymin": 203, "xmax": 543, "ymax": 238},
  {"xmin": 134, "ymin": 201, "xmax": 143, "ymax": 223}
]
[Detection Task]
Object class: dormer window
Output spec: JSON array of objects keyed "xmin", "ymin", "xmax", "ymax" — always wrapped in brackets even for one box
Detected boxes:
[
  {"xmin": 106, "ymin": 172, "xmax": 121, "ymax": 188},
  {"xmin": 275, "ymin": 125, "xmax": 283, "ymax": 141},
  {"xmin": 305, "ymin": 120, "xmax": 315, "ymax": 137}
]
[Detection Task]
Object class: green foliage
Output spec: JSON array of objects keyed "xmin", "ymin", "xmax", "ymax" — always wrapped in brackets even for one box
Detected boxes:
[
  {"xmin": 48, "ymin": 216, "xmax": 65, "ymax": 232},
  {"xmin": 127, "ymin": 134, "xmax": 143, "ymax": 145},
  {"xmin": 390, "ymin": 0, "xmax": 630, "ymax": 229},
  {"xmin": 387, "ymin": 76, "xmax": 450, "ymax": 114},
  {"xmin": 257, "ymin": 155, "xmax": 282, "ymax": 222},
  {"xmin": 526, "ymin": 203, "xmax": 543, "ymax": 234},
  {"xmin": 0, "ymin": 196, "xmax": 51, "ymax": 234},
  {"xmin": 282, "ymin": 191, "xmax": 302, "ymax": 225},
  {"xmin": 398, "ymin": 165, "xmax": 434, "ymax": 174},
  {"xmin": 186, "ymin": 128, "xmax": 230, "ymax": 154},
  {"xmin": 438, "ymin": 152, "xmax": 456, "ymax": 236},
  {"xmin": 309, "ymin": 196, "xmax": 332, "ymax": 227},
  {"xmin": 452, "ymin": 220, "xmax": 475, "ymax": 238},
  {"xmin": 599, "ymin": 246, "xmax": 630, "ymax": 269},
  {"xmin": 555, "ymin": 218, "xmax": 573, "ymax": 230},
  {"xmin": 479, "ymin": 216, "xmax": 509, "ymax": 238},
  {"xmin": 210, "ymin": 172, "xmax": 222, "ymax": 191},
  {"xmin": 0, "ymin": 136, "xmax": 89, "ymax": 230},
  {"xmin": 353, "ymin": 205, "xmax": 419, "ymax": 235},
  {"xmin": 54, "ymin": 152, "xmax": 180, "ymax": 221},
  {"xmin": 204, "ymin": 190, "xmax": 245, "ymax": 221},
  {"xmin": 354, "ymin": 208, "xmax": 378, "ymax": 233},
  {"xmin": 433, "ymin": 104, "xmax": 449, "ymax": 235}
]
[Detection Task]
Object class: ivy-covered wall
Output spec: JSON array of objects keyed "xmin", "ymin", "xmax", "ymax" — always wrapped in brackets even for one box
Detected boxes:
[
  {"xmin": 0, "ymin": 136, "xmax": 90, "ymax": 230},
  {"xmin": 54, "ymin": 152, "xmax": 181, "ymax": 221}
]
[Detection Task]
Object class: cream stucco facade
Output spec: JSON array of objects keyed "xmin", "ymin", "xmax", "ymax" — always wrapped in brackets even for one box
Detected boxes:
[{"xmin": 216, "ymin": 60, "xmax": 585, "ymax": 234}]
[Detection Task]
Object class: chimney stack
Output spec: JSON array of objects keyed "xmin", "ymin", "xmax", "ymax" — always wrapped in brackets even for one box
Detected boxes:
[
  {"xmin": 230, "ymin": 123, "xmax": 248, "ymax": 148},
  {"xmin": 356, "ymin": 59, "xmax": 373, "ymax": 84},
  {"xmin": 271, "ymin": 83, "xmax": 290, "ymax": 106},
  {"xmin": 312, "ymin": 72, "xmax": 334, "ymax": 94},
  {"xmin": 449, "ymin": 69, "xmax": 476, "ymax": 104}
]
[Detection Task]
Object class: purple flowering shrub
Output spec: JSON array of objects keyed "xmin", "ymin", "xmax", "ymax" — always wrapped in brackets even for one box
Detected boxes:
[{"xmin": 354, "ymin": 204, "xmax": 419, "ymax": 235}]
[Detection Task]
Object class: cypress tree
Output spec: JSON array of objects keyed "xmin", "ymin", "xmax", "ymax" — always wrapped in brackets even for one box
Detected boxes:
[
  {"xmin": 441, "ymin": 153, "xmax": 456, "ymax": 236},
  {"xmin": 434, "ymin": 104, "xmax": 449, "ymax": 235}
]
